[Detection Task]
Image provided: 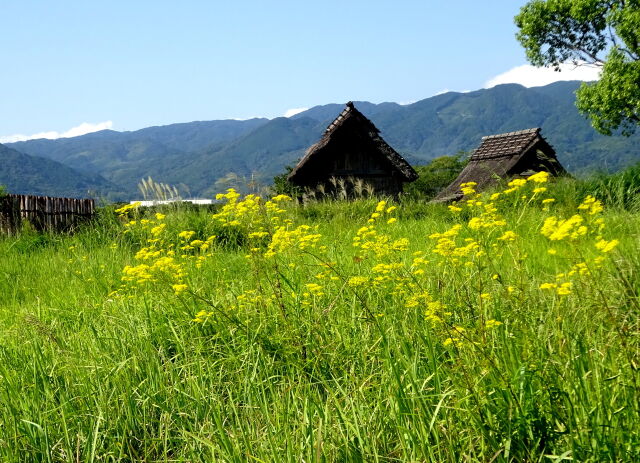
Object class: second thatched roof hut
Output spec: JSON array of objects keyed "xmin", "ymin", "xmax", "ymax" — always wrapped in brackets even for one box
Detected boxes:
[{"xmin": 434, "ymin": 128, "xmax": 566, "ymax": 201}]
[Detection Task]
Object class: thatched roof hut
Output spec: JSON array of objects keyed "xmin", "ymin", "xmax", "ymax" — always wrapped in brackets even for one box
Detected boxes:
[
  {"xmin": 434, "ymin": 128, "xmax": 566, "ymax": 201},
  {"xmin": 288, "ymin": 102, "xmax": 418, "ymax": 196}
]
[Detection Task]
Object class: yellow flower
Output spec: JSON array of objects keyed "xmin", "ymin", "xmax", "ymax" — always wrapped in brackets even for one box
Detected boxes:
[
  {"xmin": 527, "ymin": 171, "xmax": 550, "ymax": 183},
  {"xmin": 178, "ymin": 230, "xmax": 196, "ymax": 240},
  {"xmin": 497, "ymin": 230, "xmax": 517, "ymax": 241},
  {"xmin": 173, "ymin": 284, "xmax": 188, "ymax": 295},
  {"xmin": 542, "ymin": 198, "xmax": 555, "ymax": 204},
  {"xmin": 443, "ymin": 337, "xmax": 462, "ymax": 347},
  {"xmin": 485, "ymin": 319, "xmax": 503, "ymax": 328},
  {"xmin": 305, "ymin": 283, "xmax": 324, "ymax": 294},
  {"xmin": 539, "ymin": 282, "xmax": 557, "ymax": 290},
  {"xmin": 556, "ymin": 282, "xmax": 572, "ymax": 296},
  {"xmin": 578, "ymin": 195, "xmax": 603, "ymax": 215},
  {"xmin": 507, "ymin": 178, "xmax": 526, "ymax": 188},
  {"xmin": 468, "ymin": 217, "xmax": 482, "ymax": 230},
  {"xmin": 460, "ymin": 181, "xmax": 478, "ymax": 196},
  {"xmin": 115, "ymin": 202, "xmax": 141, "ymax": 215},
  {"xmin": 541, "ymin": 215, "xmax": 584, "ymax": 241},
  {"xmin": 387, "ymin": 218, "xmax": 397, "ymax": 224},
  {"xmin": 150, "ymin": 223, "xmax": 166, "ymax": 236},
  {"xmin": 391, "ymin": 238, "xmax": 409, "ymax": 251},
  {"xmin": 271, "ymin": 194, "xmax": 292, "ymax": 203},
  {"xmin": 193, "ymin": 310, "xmax": 213, "ymax": 323},
  {"xmin": 348, "ymin": 276, "xmax": 368, "ymax": 287},
  {"xmin": 595, "ymin": 238, "xmax": 619, "ymax": 253}
]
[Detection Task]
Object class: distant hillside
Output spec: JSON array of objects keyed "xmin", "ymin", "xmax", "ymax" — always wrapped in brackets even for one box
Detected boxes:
[
  {"xmin": 7, "ymin": 119, "xmax": 268, "ymax": 196},
  {"xmin": 8, "ymin": 81, "xmax": 640, "ymax": 198},
  {"xmin": 0, "ymin": 143, "xmax": 119, "ymax": 199}
]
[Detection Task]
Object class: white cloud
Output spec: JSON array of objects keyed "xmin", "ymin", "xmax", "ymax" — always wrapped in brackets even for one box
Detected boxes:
[
  {"xmin": 432, "ymin": 89, "xmax": 450, "ymax": 97},
  {"xmin": 428, "ymin": 89, "xmax": 471, "ymax": 99},
  {"xmin": 0, "ymin": 120, "xmax": 113, "ymax": 143},
  {"xmin": 283, "ymin": 107, "xmax": 308, "ymax": 118},
  {"xmin": 485, "ymin": 62, "xmax": 601, "ymax": 89}
]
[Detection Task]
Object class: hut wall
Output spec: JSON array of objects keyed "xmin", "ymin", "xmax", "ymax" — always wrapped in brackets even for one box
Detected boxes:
[{"xmin": 303, "ymin": 174, "xmax": 404, "ymax": 197}]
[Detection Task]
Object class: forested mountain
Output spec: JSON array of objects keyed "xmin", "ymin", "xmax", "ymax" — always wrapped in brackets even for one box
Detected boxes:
[
  {"xmin": 0, "ymin": 143, "xmax": 119, "ymax": 198},
  {"xmin": 7, "ymin": 81, "xmax": 640, "ymax": 199}
]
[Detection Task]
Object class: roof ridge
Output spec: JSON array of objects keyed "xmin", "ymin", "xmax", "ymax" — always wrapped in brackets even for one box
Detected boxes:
[
  {"xmin": 481, "ymin": 127, "xmax": 540, "ymax": 140},
  {"xmin": 324, "ymin": 102, "xmax": 355, "ymax": 133}
]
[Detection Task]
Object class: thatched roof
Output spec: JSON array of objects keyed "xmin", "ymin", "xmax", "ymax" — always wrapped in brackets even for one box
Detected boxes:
[
  {"xmin": 435, "ymin": 128, "xmax": 566, "ymax": 201},
  {"xmin": 287, "ymin": 102, "xmax": 418, "ymax": 184}
]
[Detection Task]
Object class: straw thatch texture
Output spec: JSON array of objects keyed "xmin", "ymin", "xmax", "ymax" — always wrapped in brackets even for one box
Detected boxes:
[
  {"xmin": 288, "ymin": 102, "xmax": 417, "ymax": 196},
  {"xmin": 434, "ymin": 128, "xmax": 566, "ymax": 202}
]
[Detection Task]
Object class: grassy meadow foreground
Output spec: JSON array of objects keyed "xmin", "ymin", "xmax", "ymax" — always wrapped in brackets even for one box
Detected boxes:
[{"xmin": 1, "ymin": 170, "xmax": 639, "ymax": 462}]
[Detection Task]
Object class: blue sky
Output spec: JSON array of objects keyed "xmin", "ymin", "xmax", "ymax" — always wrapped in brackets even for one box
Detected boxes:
[{"xmin": 0, "ymin": 0, "xmax": 599, "ymax": 142}]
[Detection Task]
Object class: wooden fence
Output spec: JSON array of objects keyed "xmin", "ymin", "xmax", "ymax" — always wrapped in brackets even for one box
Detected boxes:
[{"xmin": 0, "ymin": 194, "xmax": 95, "ymax": 234}]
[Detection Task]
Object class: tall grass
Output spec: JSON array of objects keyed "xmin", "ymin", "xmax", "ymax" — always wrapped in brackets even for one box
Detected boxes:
[{"xmin": 0, "ymin": 170, "xmax": 638, "ymax": 462}]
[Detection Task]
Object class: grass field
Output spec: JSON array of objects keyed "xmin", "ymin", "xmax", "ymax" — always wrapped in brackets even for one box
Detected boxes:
[{"xmin": 1, "ymin": 169, "xmax": 639, "ymax": 462}]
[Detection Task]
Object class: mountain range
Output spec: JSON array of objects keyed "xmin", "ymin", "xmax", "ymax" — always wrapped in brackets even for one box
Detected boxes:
[
  {"xmin": 0, "ymin": 143, "xmax": 119, "ymax": 198},
  {"xmin": 3, "ymin": 81, "xmax": 639, "ymax": 200}
]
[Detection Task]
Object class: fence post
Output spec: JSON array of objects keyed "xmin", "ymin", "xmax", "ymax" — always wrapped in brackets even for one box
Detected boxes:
[{"xmin": 0, "ymin": 195, "xmax": 22, "ymax": 234}]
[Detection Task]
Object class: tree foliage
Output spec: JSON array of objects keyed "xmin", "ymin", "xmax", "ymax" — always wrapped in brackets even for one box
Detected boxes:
[
  {"xmin": 515, "ymin": 0, "xmax": 640, "ymax": 135},
  {"xmin": 272, "ymin": 165, "xmax": 302, "ymax": 198},
  {"xmin": 404, "ymin": 154, "xmax": 468, "ymax": 200}
]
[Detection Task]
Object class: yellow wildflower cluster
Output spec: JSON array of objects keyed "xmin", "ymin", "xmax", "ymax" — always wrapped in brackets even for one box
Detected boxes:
[
  {"xmin": 405, "ymin": 292, "xmax": 448, "ymax": 324},
  {"xmin": 578, "ymin": 195, "xmax": 604, "ymax": 215},
  {"xmin": 595, "ymin": 238, "xmax": 619, "ymax": 253},
  {"xmin": 193, "ymin": 310, "xmax": 213, "ymax": 323},
  {"xmin": 348, "ymin": 276, "xmax": 369, "ymax": 287},
  {"xmin": 539, "ymin": 281, "xmax": 573, "ymax": 296},
  {"xmin": 114, "ymin": 202, "xmax": 141, "ymax": 216},
  {"xmin": 352, "ymin": 201, "xmax": 403, "ymax": 258},
  {"xmin": 460, "ymin": 182, "xmax": 477, "ymax": 196},
  {"xmin": 537, "ymin": 190, "xmax": 621, "ymax": 300},
  {"xmin": 527, "ymin": 171, "xmax": 550, "ymax": 183},
  {"xmin": 213, "ymin": 189, "xmax": 292, "ymax": 229},
  {"xmin": 429, "ymin": 225, "xmax": 483, "ymax": 263},
  {"xmin": 115, "ymin": 206, "xmax": 216, "ymax": 297},
  {"xmin": 540, "ymin": 193, "xmax": 609, "ymax": 246},
  {"xmin": 541, "ymin": 215, "xmax": 587, "ymax": 241},
  {"xmin": 264, "ymin": 225, "xmax": 322, "ymax": 258},
  {"xmin": 117, "ymin": 209, "xmax": 192, "ymax": 294}
]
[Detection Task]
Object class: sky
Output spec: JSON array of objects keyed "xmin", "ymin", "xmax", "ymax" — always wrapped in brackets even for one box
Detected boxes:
[{"xmin": 0, "ymin": 0, "xmax": 600, "ymax": 143}]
